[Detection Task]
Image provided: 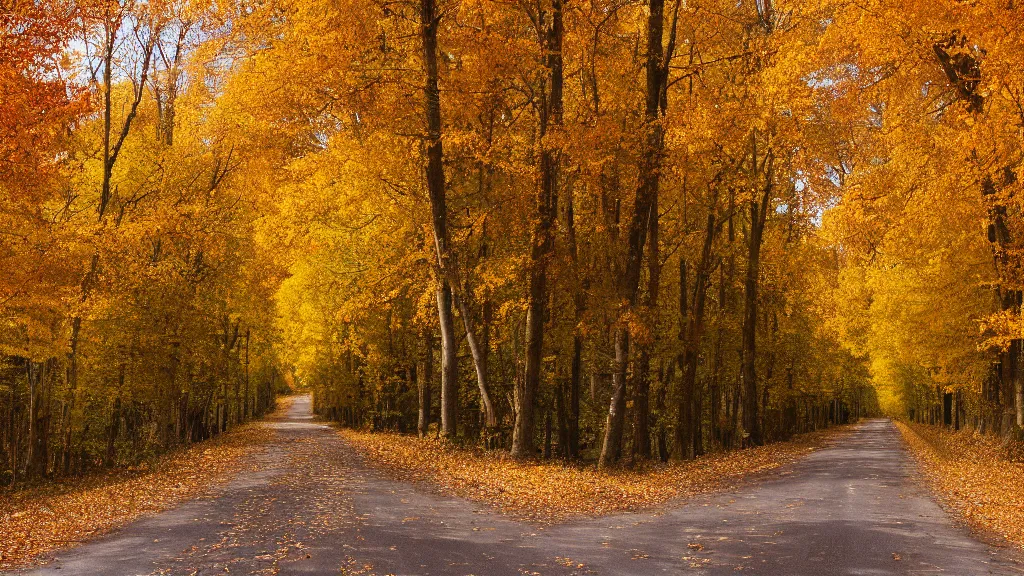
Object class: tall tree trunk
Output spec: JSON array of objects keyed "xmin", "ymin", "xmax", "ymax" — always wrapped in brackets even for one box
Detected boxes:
[
  {"xmin": 456, "ymin": 297, "xmax": 497, "ymax": 432},
  {"xmin": 420, "ymin": 0, "xmax": 459, "ymax": 440},
  {"xmin": 569, "ymin": 330, "xmax": 582, "ymax": 459},
  {"xmin": 741, "ymin": 146, "xmax": 772, "ymax": 447},
  {"xmin": 632, "ymin": 184, "xmax": 661, "ymax": 460},
  {"xmin": 655, "ymin": 361, "xmax": 671, "ymax": 461},
  {"xmin": 63, "ymin": 256, "xmax": 99, "ymax": 472},
  {"xmin": 1015, "ymin": 340, "xmax": 1023, "ymax": 430},
  {"xmin": 418, "ymin": 332, "xmax": 434, "ymax": 437},
  {"xmin": 105, "ymin": 395, "xmax": 121, "ymax": 467},
  {"xmin": 675, "ymin": 212, "xmax": 716, "ymax": 459},
  {"xmin": 598, "ymin": 0, "xmax": 675, "ymax": 469},
  {"xmin": 710, "ymin": 262, "xmax": 724, "ymax": 446},
  {"xmin": 243, "ymin": 329, "xmax": 250, "ymax": 421},
  {"xmin": 600, "ymin": 328, "xmax": 630, "ymax": 468},
  {"xmin": 566, "ymin": 169, "xmax": 584, "ymax": 460},
  {"xmin": 741, "ymin": 211, "xmax": 762, "ymax": 446},
  {"xmin": 556, "ymin": 373, "xmax": 569, "ymax": 457},
  {"xmin": 25, "ymin": 361, "xmax": 36, "ymax": 476},
  {"xmin": 693, "ymin": 378, "xmax": 704, "ymax": 456},
  {"xmin": 513, "ymin": 0, "xmax": 564, "ymax": 459},
  {"xmin": 437, "ymin": 284, "xmax": 458, "ymax": 437}
]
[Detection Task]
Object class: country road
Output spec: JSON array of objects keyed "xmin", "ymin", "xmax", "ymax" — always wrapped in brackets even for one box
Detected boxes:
[{"xmin": 16, "ymin": 395, "xmax": 1023, "ymax": 575}]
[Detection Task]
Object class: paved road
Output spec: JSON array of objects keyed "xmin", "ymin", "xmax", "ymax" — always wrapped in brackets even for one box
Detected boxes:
[{"xmin": 17, "ymin": 396, "xmax": 1023, "ymax": 575}]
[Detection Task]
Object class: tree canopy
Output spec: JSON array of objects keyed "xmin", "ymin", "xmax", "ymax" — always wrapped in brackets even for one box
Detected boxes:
[{"xmin": 1, "ymin": 0, "xmax": 1022, "ymax": 477}]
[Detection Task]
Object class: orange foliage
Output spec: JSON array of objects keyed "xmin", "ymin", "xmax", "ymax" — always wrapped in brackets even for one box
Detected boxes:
[
  {"xmin": 897, "ymin": 422, "xmax": 1024, "ymax": 550},
  {"xmin": 0, "ymin": 398, "xmax": 297, "ymax": 570},
  {"xmin": 341, "ymin": 426, "xmax": 849, "ymax": 522},
  {"xmin": 0, "ymin": 0, "xmax": 85, "ymax": 194}
]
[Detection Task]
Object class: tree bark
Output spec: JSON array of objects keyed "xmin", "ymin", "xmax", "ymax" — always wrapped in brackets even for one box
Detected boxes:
[
  {"xmin": 710, "ymin": 261, "xmax": 725, "ymax": 446},
  {"xmin": 243, "ymin": 329, "xmax": 250, "ymax": 421},
  {"xmin": 420, "ymin": 0, "xmax": 460, "ymax": 440},
  {"xmin": 741, "ymin": 149, "xmax": 772, "ymax": 447},
  {"xmin": 632, "ymin": 182, "xmax": 662, "ymax": 460},
  {"xmin": 1015, "ymin": 340, "xmax": 1024, "ymax": 430},
  {"xmin": 566, "ymin": 165, "xmax": 584, "ymax": 460},
  {"xmin": 418, "ymin": 332, "xmax": 434, "ymax": 437},
  {"xmin": 675, "ymin": 212, "xmax": 716, "ymax": 459},
  {"xmin": 513, "ymin": 0, "xmax": 564, "ymax": 459},
  {"xmin": 598, "ymin": 0, "xmax": 672, "ymax": 469},
  {"xmin": 456, "ymin": 296, "xmax": 497, "ymax": 432},
  {"xmin": 25, "ymin": 361, "xmax": 36, "ymax": 476}
]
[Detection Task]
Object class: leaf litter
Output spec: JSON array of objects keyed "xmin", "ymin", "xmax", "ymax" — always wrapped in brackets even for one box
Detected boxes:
[
  {"xmin": 896, "ymin": 421, "xmax": 1024, "ymax": 550},
  {"xmin": 340, "ymin": 426, "xmax": 849, "ymax": 523},
  {"xmin": 0, "ymin": 397, "xmax": 296, "ymax": 570}
]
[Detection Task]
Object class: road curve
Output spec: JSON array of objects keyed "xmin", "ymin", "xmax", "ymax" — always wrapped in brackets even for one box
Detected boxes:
[{"xmin": 15, "ymin": 396, "xmax": 1023, "ymax": 575}]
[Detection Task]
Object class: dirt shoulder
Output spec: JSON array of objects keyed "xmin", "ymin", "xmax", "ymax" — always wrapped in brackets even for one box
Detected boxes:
[
  {"xmin": 0, "ymin": 396, "xmax": 295, "ymax": 571},
  {"xmin": 896, "ymin": 421, "xmax": 1024, "ymax": 550},
  {"xmin": 340, "ymin": 424, "xmax": 850, "ymax": 523}
]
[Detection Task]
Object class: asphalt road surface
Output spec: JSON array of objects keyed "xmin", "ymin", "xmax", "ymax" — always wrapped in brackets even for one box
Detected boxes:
[{"xmin": 16, "ymin": 396, "xmax": 1024, "ymax": 575}]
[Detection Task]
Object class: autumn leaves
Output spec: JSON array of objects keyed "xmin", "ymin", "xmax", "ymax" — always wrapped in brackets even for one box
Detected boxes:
[
  {"xmin": 4, "ymin": 0, "xmax": 1022, "ymax": 494},
  {"xmin": 275, "ymin": 0, "xmax": 882, "ymax": 463}
]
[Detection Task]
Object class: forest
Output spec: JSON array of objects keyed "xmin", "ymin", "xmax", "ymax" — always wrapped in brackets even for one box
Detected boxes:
[{"xmin": 2, "ymin": 0, "xmax": 1023, "ymax": 483}]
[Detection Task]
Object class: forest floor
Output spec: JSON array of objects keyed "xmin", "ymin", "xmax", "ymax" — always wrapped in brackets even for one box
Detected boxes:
[
  {"xmin": 0, "ymin": 397, "xmax": 293, "ymax": 571},
  {"xmin": 896, "ymin": 421, "xmax": 1024, "ymax": 550},
  {"xmin": 6, "ymin": 395, "xmax": 1023, "ymax": 575},
  {"xmin": 339, "ymin": 425, "xmax": 848, "ymax": 522}
]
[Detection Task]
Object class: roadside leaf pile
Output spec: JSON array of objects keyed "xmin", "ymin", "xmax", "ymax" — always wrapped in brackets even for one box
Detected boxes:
[
  {"xmin": 341, "ymin": 427, "xmax": 847, "ymax": 522},
  {"xmin": 897, "ymin": 422, "xmax": 1024, "ymax": 549}
]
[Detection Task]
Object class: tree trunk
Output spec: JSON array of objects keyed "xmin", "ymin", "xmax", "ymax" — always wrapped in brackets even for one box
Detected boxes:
[
  {"xmin": 711, "ymin": 268, "xmax": 724, "ymax": 446},
  {"xmin": 543, "ymin": 409, "xmax": 552, "ymax": 459},
  {"xmin": 633, "ymin": 351, "xmax": 651, "ymax": 460},
  {"xmin": 25, "ymin": 361, "xmax": 36, "ymax": 476},
  {"xmin": 1008, "ymin": 338, "xmax": 1023, "ymax": 431},
  {"xmin": 565, "ymin": 163, "xmax": 584, "ymax": 460},
  {"xmin": 243, "ymin": 329, "xmax": 250, "ymax": 421},
  {"xmin": 437, "ymin": 284, "xmax": 458, "ymax": 438},
  {"xmin": 418, "ymin": 332, "xmax": 434, "ymax": 438},
  {"xmin": 741, "ymin": 149, "xmax": 772, "ymax": 447},
  {"xmin": 569, "ymin": 333, "xmax": 582, "ymax": 459},
  {"xmin": 675, "ymin": 213, "xmax": 716, "ymax": 459},
  {"xmin": 456, "ymin": 296, "xmax": 497, "ymax": 431},
  {"xmin": 598, "ymin": 0, "xmax": 670, "ymax": 469},
  {"xmin": 420, "ymin": 0, "xmax": 459, "ymax": 440},
  {"xmin": 656, "ymin": 361, "xmax": 671, "ymax": 462},
  {"xmin": 633, "ymin": 180, "xmax": 662, "ymax": 460},
  {"xmin": 556, "ymin": 374, "xmax": 569, "ymax": 458},
  {"xmin": 513, "ymin": 0, "xmax": 564, "ymax": 459},
  {"xmin": 600, "ymin": 329, "xmax": 630, "ymax": 468},
  {"xmin": 741, "ymin": 220, "xmax": 761, "ymax": 447},
  {"xmin": 105, "ymin": 395, "xmax": 120, "ymax": 467}
]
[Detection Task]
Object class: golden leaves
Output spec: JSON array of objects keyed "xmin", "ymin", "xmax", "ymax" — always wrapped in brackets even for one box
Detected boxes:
[
  {"xmin": 897, "ymin": 422, "xmax": 1024, "ymax": 550},
  {"xmin": 0, "ymin": 407, "xmax": 284, "ymax": 570},
  {"xmin": 340, "ymin": 427, "xmax": 846, "ymax": 523}
]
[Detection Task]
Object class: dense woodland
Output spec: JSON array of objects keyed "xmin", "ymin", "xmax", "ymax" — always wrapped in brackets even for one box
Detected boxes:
[{"xmin": 2, "ymin": 0, "xmax": 1022, "ymax": 479}]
